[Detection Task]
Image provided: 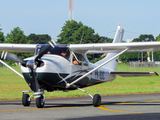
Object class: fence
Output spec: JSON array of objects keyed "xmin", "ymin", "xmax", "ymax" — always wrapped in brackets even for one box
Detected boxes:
[{"xmin": 129, "ymin": 62, "xmax": 158, "ymax": 67}]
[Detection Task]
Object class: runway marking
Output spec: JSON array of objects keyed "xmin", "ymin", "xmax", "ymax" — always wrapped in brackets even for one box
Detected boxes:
[
  {"xmin": 98, "ymin": 105, "xmax": 143, "ymax": 114},
  {"xmin": 145, "ymin": 100, "xmax": 160, "ymax": 103},
  {"xmin": 0, "ymin": 100, "xmax": 160, "ymax": 112},
  {"xmin": 97, "ymin": 100, "xmax": 160, "ymax": 114},
  {"xmin": 0, "ymin": 106, "xmax": 70, "ymax": 112},
  {"xmin": 116, "ymin": 102, "xmax": 137, "ymax": 105}
]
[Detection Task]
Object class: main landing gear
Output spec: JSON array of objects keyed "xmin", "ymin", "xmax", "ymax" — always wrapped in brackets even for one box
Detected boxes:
[
  {"xmin": 22, "ymin": 90, "xmax": 45, "ymax": 108},
  {"xmin": 22, "ymin": 88, "xmax": 101, "ymax": 108},
  {"xmin": 76, "ymin": 87, "xmax": 101, "ymax": 107},
  {"xmin": 93, "ymin": 94, "xmax": 101, "ymax": 107}
]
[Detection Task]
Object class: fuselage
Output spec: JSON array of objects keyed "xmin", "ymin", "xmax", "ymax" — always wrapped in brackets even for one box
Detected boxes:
[{"xmin": 21, "ymin": 45, "xmax": 116, "ymax": 92}]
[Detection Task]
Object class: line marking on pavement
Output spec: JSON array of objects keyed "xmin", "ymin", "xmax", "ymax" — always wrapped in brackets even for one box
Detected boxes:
[
  {"xmin": 0, "ymin": 106, "xmax": 70, "ymax": 112},
  {"xmin": 145, "ymin": 100, "xmax": 160, "ymax": 103},
  {"xmin": 116, "ymin": 102, "xmax": 137, "ymax": 105},
  {"xmin": 98, "ymin": 105, "xmax": 143, "ymax": 114},
  {"xmin": 0, "ymin": 100, "xmax": 160, "ymax": 112},
  {"xmin": 97, "ymin": 100, "xmax": 160, "ymax": 114}
]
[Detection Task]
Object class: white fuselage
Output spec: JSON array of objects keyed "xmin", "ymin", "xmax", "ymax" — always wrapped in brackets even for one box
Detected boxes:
[{"xmin": 21, "ymin": 54, "xmax": 116, "ymax": 89}]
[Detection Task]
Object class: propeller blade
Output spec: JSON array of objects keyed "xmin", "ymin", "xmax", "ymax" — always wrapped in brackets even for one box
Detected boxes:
[
  {"xmin": 35, "ymin": 45, "xmax": 51, "ymax": 62},
  {"xmin": 1, "ymin": 52, "xmax": 26, "ymax": 65}
]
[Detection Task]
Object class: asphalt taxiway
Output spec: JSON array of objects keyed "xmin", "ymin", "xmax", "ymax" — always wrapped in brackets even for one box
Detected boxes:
[{"xmin": 1, "ymin": 93, "xmax": 160, "ymax": 120}]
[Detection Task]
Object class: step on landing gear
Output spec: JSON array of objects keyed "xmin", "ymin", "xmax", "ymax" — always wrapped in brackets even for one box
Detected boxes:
[{"xmin": 22, "ymin": 89, "xmax": 45, "ymax": 108}]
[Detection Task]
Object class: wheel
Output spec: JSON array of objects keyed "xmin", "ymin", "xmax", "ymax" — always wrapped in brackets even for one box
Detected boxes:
[
  {"xmin": 93, "ymin": 94, "xmax": 101, "ymax": 107},
  {"xmin": 22, "ymin": 94, "xmax": 30, "ymax": 106},
  {"xmin": 36, "ymin": 95, "xmax": 45, "ymax": 108}
]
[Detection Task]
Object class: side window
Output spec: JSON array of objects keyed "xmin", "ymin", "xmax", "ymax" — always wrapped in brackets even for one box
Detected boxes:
[
  {"xmin": 60, "ymin": 49, "xmax": 71, "ymax": 61},
  {"xmin": 75, "ymin": 53, "xmax": 84, "ymax": 61},
  {"xmin": 72, "ymin": 53, "xmax": 87, "ymax": 65}
]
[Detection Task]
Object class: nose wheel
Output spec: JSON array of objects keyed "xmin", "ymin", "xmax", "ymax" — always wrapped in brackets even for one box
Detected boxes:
[
  {"xmin": 22, "ymin": 94, "xmax": 30, "ymax": 106},
  {"xmin": 22, "ymin": 90, "xmax": 45, "ymax": 108},
  {"xmin": 36, "ymin": 94, "xmax": 45, "ymax": 108}
]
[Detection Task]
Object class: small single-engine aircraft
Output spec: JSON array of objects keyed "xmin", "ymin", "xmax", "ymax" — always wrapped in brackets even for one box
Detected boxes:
[{"xmin": 0, "ymin": 24, "xmax": 160, "ymax": 108}]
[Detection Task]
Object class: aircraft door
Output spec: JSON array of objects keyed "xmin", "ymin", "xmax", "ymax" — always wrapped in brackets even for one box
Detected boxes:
[
  {"xmin": 71, "ymin": 52, "xmax": 88, "ymax": 74},
  {"xmin": 71, "ymin": 52, "xmax": 82, "ymax": 72}
]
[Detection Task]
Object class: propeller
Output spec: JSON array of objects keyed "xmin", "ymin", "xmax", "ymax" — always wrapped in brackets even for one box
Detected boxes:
[
  {"xmin": 1, "ymin": 44, "xmax": 51, "ymax": 92},
  {"xmin": 1, "ymin": 52, "xmax": 27, "ymax": 66},
  {"xmin": 26, "ymin": 44, "xmax": 51, "ymax": 92}
]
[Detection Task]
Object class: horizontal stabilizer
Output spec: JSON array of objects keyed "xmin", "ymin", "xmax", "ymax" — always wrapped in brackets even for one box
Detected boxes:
[{"xmin": 110, "ymin": 71, "xmax": 159, "ymax": 77}]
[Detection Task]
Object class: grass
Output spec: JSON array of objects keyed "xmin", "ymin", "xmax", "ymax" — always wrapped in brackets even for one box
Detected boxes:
[{"xmin": 0, "ymin": 64, "xmax": 160, "ymax": 100}]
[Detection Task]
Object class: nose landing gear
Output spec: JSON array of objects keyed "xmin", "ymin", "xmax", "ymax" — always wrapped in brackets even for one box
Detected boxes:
[{"xmin": 22, "ymin": 90, "xmax": 45, "ymax": 108}]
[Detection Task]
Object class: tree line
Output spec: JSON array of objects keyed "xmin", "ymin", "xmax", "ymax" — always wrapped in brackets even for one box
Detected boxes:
[
  {"xmin": 1, "ymin": 21, "xmax": 160, "ymax": 64},
  {"xmin": 57, "ymin": 20, "xmax": 160, "ymax": 63},
  {"xmin": 119, "ymin": 34, "xmax": 160, "ymax": 62},
  {"xmin": 0, "ymin": 25, "xmax": 51, "ymax": 64}
]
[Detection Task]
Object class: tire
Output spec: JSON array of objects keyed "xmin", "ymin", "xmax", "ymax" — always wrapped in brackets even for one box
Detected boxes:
[
  {"xmin": 22, "ymin": 94, "xmax": 30, "ymax": 106},
  {"xmin": 93, "ymin": 94, "xmax": 101, "ymax": 107},
  {"xmin": 36, "ymin": 95, "xmax": 45, "ymax": 108}
]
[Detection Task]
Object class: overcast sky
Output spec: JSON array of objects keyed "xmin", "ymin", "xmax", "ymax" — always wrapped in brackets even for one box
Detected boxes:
[{"xmin": 0, "ymin": 0, "xmax": 160, "ymax": 42}]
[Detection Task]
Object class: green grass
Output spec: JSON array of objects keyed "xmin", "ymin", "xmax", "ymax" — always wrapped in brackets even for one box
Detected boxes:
[{"xmin": 0, "ymin": 64, "xmax": 160, "ymax": 100}]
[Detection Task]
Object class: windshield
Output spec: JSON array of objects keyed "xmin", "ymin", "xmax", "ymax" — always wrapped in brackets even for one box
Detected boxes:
[{"xmin": 35, "ymin": 44, "xmax": 70, "ymax": 61}]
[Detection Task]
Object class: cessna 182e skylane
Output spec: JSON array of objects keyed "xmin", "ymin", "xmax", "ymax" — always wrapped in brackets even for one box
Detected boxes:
[{"xmin": 0, "ymin": 24, "xmax": 160, "ymax": 108}]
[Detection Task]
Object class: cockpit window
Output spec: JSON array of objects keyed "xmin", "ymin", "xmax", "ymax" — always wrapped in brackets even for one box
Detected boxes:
[
  {"xmin": 72, "ymin": 53, "xmax": 87, "ymax": 64},
  {"xmin": 59, "ymin": 49, "xmax": 70, "ymax": 61},
  {"xmin": 35, "ymin": 44, "xmax": 71, "ymax": 61}
]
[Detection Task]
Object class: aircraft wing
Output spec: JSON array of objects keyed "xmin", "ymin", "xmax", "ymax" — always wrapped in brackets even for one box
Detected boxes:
[
  {"xmin": 1, "ymin": 41, "xmax": 160, "ymax": 54},
  {"xmin": 110, "ymin": 71, "xmax": 159, "ymax": 77},
  {"xmin": 69, "ymin": 42, "xmax": 160, "ymax": 54},
  {"xmin": 0, "ymin": 44, "xmax": 37, "ymax": 53}
]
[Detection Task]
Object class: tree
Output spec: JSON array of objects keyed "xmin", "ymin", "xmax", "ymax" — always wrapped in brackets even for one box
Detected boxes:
[
  {"xmin": 133, "ymin": 34, "xmax": 154, "ymax": 42},
  {"xmin": 132, "ymin": 38, "xmax": 140, "ymax": 42},
  {"xmin": 0, "ymin": 32, "xmax": 4, "ymax": 43},
  {"xmin": 27, "ymin": 34, "xmax": 51, "ymax": 44},
  {"xmin": 120, "ymin": 34, "xmax": 155, "ymax": 63},
  {"xmin": 119, "ymin": 52, "xmax": 147, "ymax": 63},
  {"xmin": 5, "ymin": 27, "xmax": 31, "ymax": 63},
  {"xmin": 98, "ymin": 36, "xmax": 113, "ymax": 43},
  {"xmin": 139, "ymin": 34, "xmax": 154, "ymax": 42},
  {"xmin": 57, "ymin": 20, "xmax": 114, "ymax": 62},
  {"xmin": 0, "ymin": 24, "xmax": 4, "ymax": 43},
  {"xmin": 71, "ymin": 25, "xmax": 95, "ymax": 44},
  {"xmin": 57, "ymin": 20, "xmax": 83, "ymax": 44},
  {"xmin": 153, "ymin": 52, "xmax": 160, "ymax": 61},
  {"xmin": 57, "ymin": 20, "xmax": 113, "ymax": 44},
  {"xmin": 0, "ymin": 25, "xmax": 4, "ymax": 62},
  {"xmin": 5, "ymin": 27, "xmax": 28, "ymax": 44},
  {"xmin": 156, "ymin": 34, "xmax": 160, "ymax": 41}
]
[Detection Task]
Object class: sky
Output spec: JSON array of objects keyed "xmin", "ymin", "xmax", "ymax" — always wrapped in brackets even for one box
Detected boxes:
[{"xmin": 0, "ymin": 0, "xmax": 160, "ymax": 42}]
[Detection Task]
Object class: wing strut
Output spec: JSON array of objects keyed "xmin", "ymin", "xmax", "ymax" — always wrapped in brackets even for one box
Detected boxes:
[
  {"xmin": 66, "ymin": 48, "xmax": 128, "ymax": 88},
  {"xmin": 0, "ymin": 59, "xmax": 24, "ymax": 79}
]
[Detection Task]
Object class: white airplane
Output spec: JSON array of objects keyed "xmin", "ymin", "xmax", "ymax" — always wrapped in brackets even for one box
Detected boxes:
[{"xmin": 0, "ymin": 24, "xmax": 160, "ymax": 108}]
